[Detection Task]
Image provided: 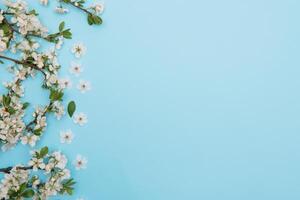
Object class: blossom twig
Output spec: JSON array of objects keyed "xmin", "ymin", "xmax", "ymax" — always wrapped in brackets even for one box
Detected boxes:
[
  {"xmin": 59, "ymin": 0, "xmax": 103, "ymax": 25},
  {"xmin": 0, "ymin": 166, "xmax": 32, "ymax": 174},
  {"xmin": 0, "ymin": 0, "xmax": 102, "ymax": 198},
  {"xmin": 0, "ymin": 55, "xmax": 46, "ymax": 76}
]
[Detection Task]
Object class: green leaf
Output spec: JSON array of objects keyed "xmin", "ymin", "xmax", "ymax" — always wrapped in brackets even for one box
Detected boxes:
[
  {"xmin": 59, "ymin": 21, "xmax": 65, "ymax": 32},
  {"xmin": 39, "ymin": 146, "xmax": 48, "ymax": 158},
  {"xmin": 2, "ymin": 95, "xmax": 11, "ymax": 107},
  {"xmin": 62, "ymin": 29, "xmax": 72, "ymax": 39},
  {"xmin": 19, "ymin": 183, "xmax": 27, "ymax": 193},
  {"xmin": 63, "ymin": 178, "xmax": 76, "ymax": 186},
  {"xmin": 21, "ymin": 189, "xmax": 34, "ymax": 198},
  {"xmin": 92, "ymin": 15, "xmax": 102, "ymax": 25},
  {"xmin": 33, "ymin": 127, "xmax": 43, "ymax": 136},
  {"xmin": 67, "ymin": 101, "xmax": 76, "ymax": 117},
  {"xmin": 87, "ymin": 15, "xmax": 93, "ymax": 25},
  {"xmin": 49, "ymin": 89, "xmax": 64, "ymax": 101},
  {"xmin": 66, "ymin": 188, "xmax": 73, "ymax": 195},
  {"xmin": 7, "ymin": 107, "xmax": 16, "ymax": 114},
  {"xmin": 61, "ymin": 178, "xmax": 76, "ymax": 195},
  {"xmin": 28, "ymin": 9, "xmax": 38, "ymax": 16},
  {"xmin": 1, "ymin": 24, "xmax": 11, "ymax": 34},
  {"xmin": 22, "ymin": 102, "xmax": 30, "ymax": 109},
  {"xmin": 87, "ymin": 14, "xmax": 103, "ymax": 25}
]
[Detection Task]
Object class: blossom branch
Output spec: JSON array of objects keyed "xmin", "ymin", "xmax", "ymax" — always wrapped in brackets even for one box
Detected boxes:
[
  {"xmin": 1, "ymin": 9, "xmax": 72, "ymax": 46},
  {"xmin": 0, "ymin": 0, "xmax": 101, "ymax": 198},
  {"xmin": 65, "ymin": 1, "xmax": 92, "ymax": 15},
  {"xmin": 25, "ymin": 101, "xmax": 53, "ymax": 132},
  {"xmin": 0, "ymin": 147, "xmax": 75, "ymax": 199},
  {"xmin": 0, "ymin": 166, "xmax": 32, "ymax": 174},
  {"xmin": 59, "ymin": 0, "xmax": 103, "ymax": 25},
  {"xmin": 0, "ymin": 55, "xmax": 46, "ymax": 76}
]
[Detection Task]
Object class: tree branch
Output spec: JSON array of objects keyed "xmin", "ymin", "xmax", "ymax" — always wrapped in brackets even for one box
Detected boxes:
[
  {"xmin": 0, "ymin": 166, "xmax": 33, "ymax": 173},
  {"xmin": 25, "ymin": 102, "xmax": 53, "ymax": 132},
  {"xmin": 2, "ymin": 13, "xmax": 59, "ymax": 43},
  {"xmin": 0, "ymin": 55, "xmax": 46, "ymax": 76},
  {"xmin": 64, "ymin": 1, "xmax": 94, "ymax": 15}
]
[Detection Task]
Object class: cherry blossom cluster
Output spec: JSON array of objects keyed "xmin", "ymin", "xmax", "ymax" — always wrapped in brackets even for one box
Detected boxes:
[
  {"xmin": 38, "ymin": 0, "xmax": 104, "ymax": 25},
  {"xmin": 0, "ymin": 0, "xmax": 71, "ymax": 151},
  {"xmin": 0, "ymin": 147, "xmax": 75, "ymax": 199},
  {"xmin": 0, "ymin": 0, "xmax": 103, "ymax": 199}
]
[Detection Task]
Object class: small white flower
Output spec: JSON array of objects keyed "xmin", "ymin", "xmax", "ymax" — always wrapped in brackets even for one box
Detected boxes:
[
  {"xmin": 91, "ymin": 2, "xmax": 105, "ymax": 14},
  {"xmin": 52, "ymin": 101, "xmax": 65, "ymax": 120},
  {"xmin": 21, "ymin": 135, "xmax": 38, "ymax": 147},
  {"xmin": 58, "ymin": 77, "xmax": 72, "ymax": 89},
  {"xmin": 77, "ymin": 80, "xmax": 91, "ymax": 93},
  {"xmin": 28, "ymin": 158, "xmax": 45, "ymax": 171},
  {"xmin": 73, "ymin": 155, "xmax": 88, "ymax": 170},
  {"xmin": 52, "ymin": 151, "xmax": 68, "ymax": 169},
  {"xmin": 60, "ymin": 130, "xmax": 74, "ymax": 144},
  {"xmin": 73, "ymin": 113, "xmax": 88, "ymax": 126},
  {"xmin": 69, "ymin": 62, "xmax": 83, "ymax": 76},
  {"xmin": 71, "ymin": 0, "xmax": 79, "ymax": 6},
  {"xmin": 0, "ymin": 40, "xmax": 7, "ymax": 52},
  {"xmin": 45, "ymin": 73, "xmax": 58, "ymax": 86},
  {"xmin": 71, "ymin": 43, "xmax": 86, "ymax": 58},
  {"xmin": 55, "ymin": 36, "xmax": 64, "ymax": 49},
  {"xmin": 0, "ymin": 30, "xmax": 7, "ymax": 52},
  {"xmin": 62, "ymin": 168, "xmax": 71, "ymax": 179},
  {"xmin": 55, "ymin": 6, "xmax": 69, "ymax": 14},
  {"xmin": 39, "ymin": 0, "xmax": 48, "ymax": 6}
]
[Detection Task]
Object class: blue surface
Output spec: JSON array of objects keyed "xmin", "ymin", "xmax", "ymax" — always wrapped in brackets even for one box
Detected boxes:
[{"xmin": 1, "ymin": 0, "xmax": 300, "ymax": 199}]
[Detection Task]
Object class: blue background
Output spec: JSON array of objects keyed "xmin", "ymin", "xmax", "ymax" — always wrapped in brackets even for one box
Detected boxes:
[{"xmin": 1, "ymin": 0, "xmax": 300, "ymax": 199}]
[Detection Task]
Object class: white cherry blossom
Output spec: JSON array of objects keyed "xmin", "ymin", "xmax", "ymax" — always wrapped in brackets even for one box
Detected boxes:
[
  {"xmin": 21, "ymin": 134, "xmax": 39, "ymax": 147},
  {"xmin": 55, "ymin": 6, "xmax": 69, "ymax": 14},
  {"xmin": 77, "ymin": 80, "xmax": 91, "ymax": 93},
  {"xmin": 73, "ymin": 113, "xmax": 88, "ymax": 126},
  {"xmin": 39, "ymin": 0, "xmax": 48, "ymax": 6},
  {"xmin": 60, "ymin": 130, "xmax": 74, "ymax": 144},
  {"xmin": 59, "ymin": 77, "xmax": 72, "ymax": 89},
  {"xmin": 73, "ymin": 155, "xmax": 88, "ymax": 170},
  {"xmin": 71, "ymin": 42, "xmax": 86, "ymax": 58},
  {"xmin": 28, "ymin": 157, "xmax": 45, "ymax": 171},
  {"xmin": 69, "ymin": 62, "xmax": 83, "ymax": 76},
  {"xmin": 91, "ymin": 3, "xmax": 105, "ymax": 14}
]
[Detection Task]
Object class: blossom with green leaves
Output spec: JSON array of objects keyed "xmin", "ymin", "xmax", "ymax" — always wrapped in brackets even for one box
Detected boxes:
[
  {"xmin": 0, "ymin": 0, "xmax": 103, "ymax": 199},
  {"xmin": 39, "ymin": 0, "xmax": 104, "ymax": 25}
]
